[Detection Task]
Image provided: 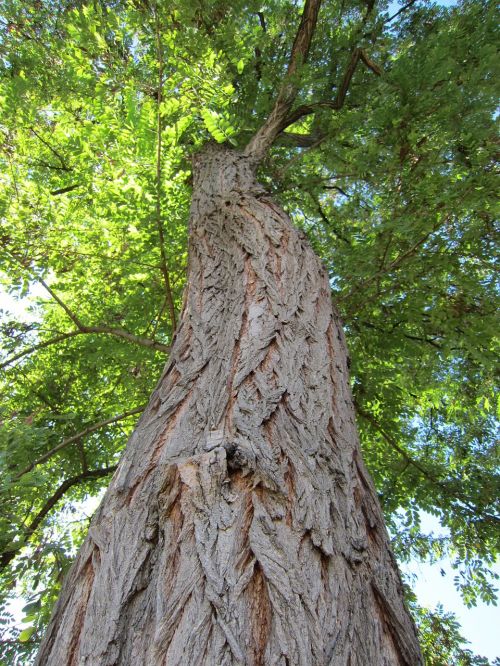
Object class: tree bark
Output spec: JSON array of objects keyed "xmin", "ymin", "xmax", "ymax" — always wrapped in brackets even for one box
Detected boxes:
[{"xmin": 36, "ymin": 143, "xmax": 422, "ymax": 665}]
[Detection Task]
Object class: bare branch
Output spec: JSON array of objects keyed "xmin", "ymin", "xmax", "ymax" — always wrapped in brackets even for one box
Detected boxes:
[
  {"xmin": 14, "ymin": 407, "xmax": 145, "ymax": 480},
  {"xmin": 244, "ymin": 0, "xmax": 323, "ymax": 161}
]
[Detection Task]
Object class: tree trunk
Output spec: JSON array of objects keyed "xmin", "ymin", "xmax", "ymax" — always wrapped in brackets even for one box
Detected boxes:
[{"xmin": 36, "ymin": 144, "xmax": 422, "ymax": 665}]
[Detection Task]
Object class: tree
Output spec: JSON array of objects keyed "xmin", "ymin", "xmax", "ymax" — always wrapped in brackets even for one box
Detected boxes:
[{"xmin": 0, "ymin": 0, "xmax": 498, "ymax": 663}]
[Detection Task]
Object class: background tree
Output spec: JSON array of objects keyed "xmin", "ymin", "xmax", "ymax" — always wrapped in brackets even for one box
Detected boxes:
[{"xmin": 0, "ymin": 0, "xmax": 498, "ymax": 662}]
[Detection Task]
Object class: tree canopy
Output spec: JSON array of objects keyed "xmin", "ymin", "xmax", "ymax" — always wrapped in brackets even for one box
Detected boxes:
[{"xmin": 0, "ymin": 0, "xmax": 498, "ymax": 662}]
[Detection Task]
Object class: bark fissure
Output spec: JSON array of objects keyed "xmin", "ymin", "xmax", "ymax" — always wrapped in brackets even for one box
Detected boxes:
[{"xmin": 36, "ymin": 144, "xmax": 421, "ymax": 665}]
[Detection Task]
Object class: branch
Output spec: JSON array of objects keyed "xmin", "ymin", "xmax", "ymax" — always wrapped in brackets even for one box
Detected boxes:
[
  {"xmin": 38, "ymin": 277, "xmax": 85, "ymax": 329},
  {"xmin": 0, "ymin": 325, "xmax": 170, "ymax": 369},
  {"xmin": 357, "ymin": 405, "xmax": 438, "ymax": 478},
  {"xmin": 14, "ymin": 406, "xmax": 145, "ymax": 480},
  {"xmin": 1, "ymin": 466, "xmax": 116, "ymax": 572},
  {"xmin": 1, "ymin": 258, "xmax": 170, "ymax": 362},
  {"xmin": 279, "ymin": 48, "xmax": 382, "ymax": 133},
  {"xmin": 33, "ymin": 160, "xmax": 72, "ymax": 172},
  {"xmin": 314, "ymin": 197, "xmax": 350, "ymax": 243},
  {"xmin": 28, "ymin": 467, "xmax": 117, "ymax": 535},
  {"xmin": 50, "ymin": 184, "xmax": 82, "ymax": 196},
  {"xmin": 0, "ymin": 260, "xmax": 170, "ymax": 368},
  {"xmin": 244, "ymin": 0, "xmax": 323, "ymax": 161},
  {"xmin": 385, "ymin": 0, "xmax": 418, "ymax": 24},
  {"xmin": 30, "ymin": 128, "xmax": 71, "ymax": 171},
  {"xmin": 1, "ymin": 330, "xmax": 85, "ymax": 369},
  {"xmin": 357, "ymin": 407, "xmax": 500, "ymax": 524},
  {"xmin": 341, "ymin": 227, "xmax": 436, "ymax": 302},
  {"xmin": 355, "ymin": 319, "xmax": 443, "ymax": 349},
  {"xmin": 276, "ymin": 132, "xmax": 318, "ymax": 147},
  {"xmin": 154, "ymin": 6, "xmax": 177, "ymax": 331}
]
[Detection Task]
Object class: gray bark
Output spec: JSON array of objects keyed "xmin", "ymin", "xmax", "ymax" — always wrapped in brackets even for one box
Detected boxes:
[{"xmin": 36, "ymin": 143, "xmax": 422, "ymax": 665}]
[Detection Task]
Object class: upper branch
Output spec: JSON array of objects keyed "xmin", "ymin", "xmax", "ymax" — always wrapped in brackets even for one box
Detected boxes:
[
  {"xmin": 276, "ymin": 47, "xmax": 382, "ymax": 136},
  {"xmin": 244, "ymin": 0, "xmax": 322, "ymax": 162}
]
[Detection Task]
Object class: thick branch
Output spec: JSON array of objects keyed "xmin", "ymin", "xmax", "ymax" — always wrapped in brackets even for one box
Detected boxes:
[
  {"xmin": 244, "ymin": 0, "xmax": 322, "ymax": 161},
  {"xmin": 1, "ymin": 466, "xmax": 116, "ymax": 572},
  {"xmin": 277, "ymin": 48, "xmax": 382, "ymax": 134},
  {"xmin": 14, "ymin": 407, "xmax": 145, "ymax": 480}
]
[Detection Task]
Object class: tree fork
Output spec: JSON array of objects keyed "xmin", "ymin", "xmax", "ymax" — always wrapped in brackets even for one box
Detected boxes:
[{"xmin": 36, "ymin": 144, "xmax": 421, "ymax": 665}]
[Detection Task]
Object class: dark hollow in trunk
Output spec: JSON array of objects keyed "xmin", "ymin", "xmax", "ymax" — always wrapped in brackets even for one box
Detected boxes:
[{"xmin": 36, "ymin": 144, "xmax": 422, "ymax": 665}]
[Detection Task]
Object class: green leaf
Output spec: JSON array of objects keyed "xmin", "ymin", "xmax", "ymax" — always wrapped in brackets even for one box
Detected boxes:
[{"xmin": 19, "ymin": 626, "xmax": 36, "ymax": 642}]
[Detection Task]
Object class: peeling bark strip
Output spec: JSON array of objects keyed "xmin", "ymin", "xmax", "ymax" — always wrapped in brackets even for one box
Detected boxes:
[{"xmin": 36, "ymin": 144, "xmax": 422, "ymax": 665}]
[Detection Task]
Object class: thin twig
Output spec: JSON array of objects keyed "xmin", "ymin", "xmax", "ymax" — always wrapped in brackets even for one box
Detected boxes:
[
  {"xmin": 30, "ymin": 128, "xmax": 71, "ymax": 171},
  {"xmin": 357, "ymin": 407, "xmax": 500, "ymax": 524},
  {"xmin": 385, "ymin": 0, "xmax": 418, "ymax": 24}
]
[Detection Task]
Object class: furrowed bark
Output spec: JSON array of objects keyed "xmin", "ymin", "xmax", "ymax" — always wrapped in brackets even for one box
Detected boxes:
[{"xmin": 36, "ymin": 144, "xmax": 421, "ymax": 665}]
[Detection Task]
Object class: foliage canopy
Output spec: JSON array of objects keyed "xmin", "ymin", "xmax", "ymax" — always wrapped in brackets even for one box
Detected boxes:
[{"xmin": 0, "ymin": 0, "xmax": 498, "ymax": 662}]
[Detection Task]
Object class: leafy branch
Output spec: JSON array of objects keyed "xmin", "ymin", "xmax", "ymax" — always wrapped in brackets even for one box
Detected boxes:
[
  {"xmin": 13, "ymin": 406, "xmax": 145, "ymax": 481},
  {"xmin": 1, "ymin": 466, "xmax": 117, "ymax": 572},
  {"xmin": 29, "ymin": 128, "xmax": 71, "ymax": 172},
  {"xmin": 0, "ymin": 257, "xmax": 171, "ymax": 368},
  {"xmin": 357, "ymin": 406, "xmax": 499, "ymax": 525}
]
